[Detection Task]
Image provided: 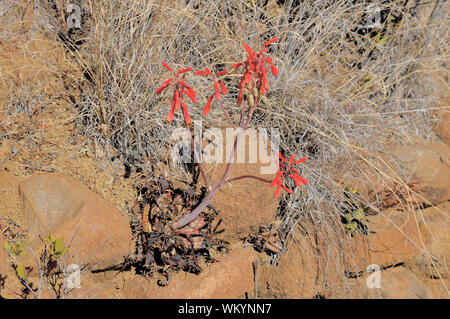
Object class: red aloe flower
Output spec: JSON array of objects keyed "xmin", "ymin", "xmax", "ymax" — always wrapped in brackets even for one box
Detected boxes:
[
  {"xmin": 155, "ymin": 78, "xmax": 174, "ymax": 94},
  {"xmin": 233, "ymin": 37, "xmax": 279, "ymax": 107},
  {"xmin": 263, "ymin": 36, "xmax": 279, "ymax": 46},
  {"xmin": 194, "ymin": 67, "xmax": 229, "ymax": 117},
  {"xmin": 202, "ymin": 95, "xmax": 214, "ymax": 117},
  {"xmin": 155, "ymin": 62, "xmax": 196, "ymax": 125},
  {"xmin": 271, "ymin": 152, "xmax": 308, "ymax": 198}
]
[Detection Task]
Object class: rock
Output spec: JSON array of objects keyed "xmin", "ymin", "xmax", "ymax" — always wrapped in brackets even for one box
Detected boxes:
[
  {"xmin": 344, "ymin": 208, "xmax": 430, "ymax": 272},
  {"xmin": 257, "ymin": 225, "xmax": 354, "ymax": 298},
  {"xmin": 433, "ymin": 98, "xmax": 450, "ymax": 146},
  {"xmin": 123, "ymin": 247, "xmax": 257, "ymax": 298},
  {"xmin": 419, "ymin": 277, "xmax": 450, "ymax": 299},
  {"xmin": 200, "ymin": 128, "xmax": 279, "ymax": 239},
  {"xmin": 257, "ymin": 208, "xmax": 439, "ymax": 298},
  {"xmin": 339, "ymin": 142, "xmax": 450, "ymax": 209},
  {"xmin": 19, "ymin": 172, "xmax": 133, "ymax": 271},
  {"xmin": 350, "ymin": 267, "xmax": 434, "ymax": 299},
  {"xmin": 257, "ymin": 240, "xmax": 322, "ymax": 298},
  {"xmin": 410, "ymin": 201, "xmax": 450, "ymax": 280},
  {"xmin": 388, "ymin": 142, "xmax": 450, "ymax": 205}
]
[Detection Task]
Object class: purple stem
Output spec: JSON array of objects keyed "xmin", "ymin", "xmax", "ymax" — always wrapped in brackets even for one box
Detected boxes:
[
  {"xmin": 175, "ymin": 105, "xmax": 256, "ymax": 229},
  {"xmin": 218, "ymin": 99, "xmax": 236, "ymax": 129},
  {"xmin": 227, "ymin": 175, "xmax": 272, "ymax": 184}
]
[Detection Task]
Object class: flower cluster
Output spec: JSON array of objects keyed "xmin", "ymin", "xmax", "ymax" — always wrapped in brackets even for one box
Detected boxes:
[
  {"xmin": 155, "ymin": 62, "xmax": 197, "ymax": 125},
  {"xmin": 232, "ymin": 37, "xmax": 279, "ymax": 107},
  {"xmin": 271, "ymin": 153, "xmax": 309, "ymax": 198},
  {"xmin": 155, "ymin": 37, "xmax": 279, "ymax": 124}
]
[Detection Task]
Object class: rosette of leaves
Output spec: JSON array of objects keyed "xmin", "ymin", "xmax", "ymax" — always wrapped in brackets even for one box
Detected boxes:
[{"xmin": 127, "ymin": 178, "xmax": 227, "ymax": 286}]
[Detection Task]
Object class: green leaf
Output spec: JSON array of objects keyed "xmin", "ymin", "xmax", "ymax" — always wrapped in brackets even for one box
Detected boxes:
[
  {"xmin": 54, "ymin": 236, "xmax": 64, "ymax": 254},
  {"xmin": 362, "ymin": 75, "xmax": 373, "ymax": 84},
  {"xmin": 3, "ymin": 241, "xmax": 10, "ymax": 253},
  {"xmin": 354, "ymin": 210, "xmax": 365, "ymax": 221},
  {"xmin": 374, "ymin": 33, "xmax": 389, "ymax": 45},
  {"xmin": 345, "ymin": 213, "xmax": 353, "ymax": 222},
  {"xmin": 16, "ymin": 263, "xmax": 26, "ymax": 279},
  {"xmin": 378, "ymin": 35, "xmax": 388, "ymax": 45},
  {"xmin": 60, "ymin": 247, "xmax": 68, "ymax": 256}
]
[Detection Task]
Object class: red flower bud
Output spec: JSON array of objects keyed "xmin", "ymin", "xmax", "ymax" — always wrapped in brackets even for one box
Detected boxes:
[
  {"xmin": 174, "ymin": 90, "xmax": 180, "ymax": 110},
  {"xmin": 202, "ymin": 95, "xmax": 214, "ymax": 117},
  {"xmin": 155, "ymin": 78, "xmax": 173, "ymax": 94},
  {"xmin": 244, "ymin": 71, "xmax": 252, "ymax": 83},
  {"xmin": 264, "ymin": 36, "xmax": 278, "ymax": 46},
  {"xmin": 294, "ymin": 157, "xmax": 307, "ymax": 164},
  {"xmin": 182, "ymin": 103, "xmax": 191, "ymax": 125},
  {"xmin": 270, "ymin": 65, "xmax": 279, "ymax": 76},
  {"xmin": 184, "ymin": 89, "xmax": 197, "ymax": 103},
  {"xmin": 237, "ymin": 87, "xmax": 244, "ymax": 105},
  {"xmin": 262, "ymin": 67, "xmax": 269, "ymax": 90},
  {"xmin": 243, "ymin": 43, "xmax": 255, "ymax": 60},
  {"xmin": 162, "ymin": 61, "xmax": 173, "ymax": 72},
  {"xmin": 177, "ymin": 67, "xmax": 192, "ymax": 75},
  {"xmin": 274, "ymin": 179, "xmax": 282, "ymax": 198},
  {"xmin": 270, "ymin": 170, "xmax": 283, "ymax": 187},
  {"xmin": 166, "ymin": 99, "xmax": 175, "ymax": 124},
  {"xmin": 214, "ymin": 82, "xmax": 221, "ymax": 100},
  {"xmin": 219, "ymin": 81, "xmax": 227, "ymax": 95},
  {"xmin": 194, "ymin": 70, "xmax": 210, "ymax": 75}
]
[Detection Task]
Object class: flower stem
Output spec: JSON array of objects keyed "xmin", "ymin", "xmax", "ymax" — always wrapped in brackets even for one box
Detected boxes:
[
  {"xmin": 175, "ymin": 105, "xmax": 257, "ymax": 229},
  {"xmin": 218, "ymin": 99, "xmax": 236, "ymax": 129},
  {"xmin": 226, "ymin": 175, "xmax": 272, "ymax": 184}
]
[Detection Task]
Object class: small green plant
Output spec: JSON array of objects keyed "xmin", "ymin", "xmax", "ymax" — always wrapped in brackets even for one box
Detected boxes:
[
  {"xmin": 3, "ymin": 238, "xmax": 29, "ymax": 280},
  {"xmin": 341, "ymin": 187, "xmax": 369, "ymax": 236},
  {"xmin": 3, "ymin": 238, "xmax": 28, "ymax": 258},
  {"xmin": 44, "ymin": 234, "xmax": 68, "ymax": 258},
  {"xmin": 2, "ymin": 233, "xmax": 70, "ymax": 298}
]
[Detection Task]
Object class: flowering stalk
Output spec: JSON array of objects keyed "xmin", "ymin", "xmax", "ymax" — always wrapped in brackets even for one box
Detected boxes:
[{"xmin": 155, "ymin": 37, "xmax": 309, "ymax": 230}]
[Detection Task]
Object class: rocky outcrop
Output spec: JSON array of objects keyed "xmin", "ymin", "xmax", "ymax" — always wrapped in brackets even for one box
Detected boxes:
[
  {"xmin": 257, "ymin": 202, "xmax": 450, "ymax": 298},
  {"xmin": 19, "ymin": 172, "xmax": 133, "ymax": 271},
  {"xmin": 433, "ymin": 98, "xmax": 450, "ymax": 146},
  {"xmin": 350, "ymin": 267, "xmax": 434, "ymax": 299},
  {"xmin": 410, "ymin": 201, "xmax": 450, "ymax": 281},
  {"xmin": 388, "ymin": 143, "xmax": 450, "ymax": 205},
  {"xmin": 340, "ymin": 142, "xmax": 450, "ymax": 209},
  {"xmin": 122, "ymin": 247, "xmax": 257, "ymax": 298}
]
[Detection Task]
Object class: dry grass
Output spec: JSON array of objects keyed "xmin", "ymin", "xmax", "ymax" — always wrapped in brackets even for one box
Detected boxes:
[{"xmin": 2, "ymin": 0, "xmax": 449, "ymax": 297}]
